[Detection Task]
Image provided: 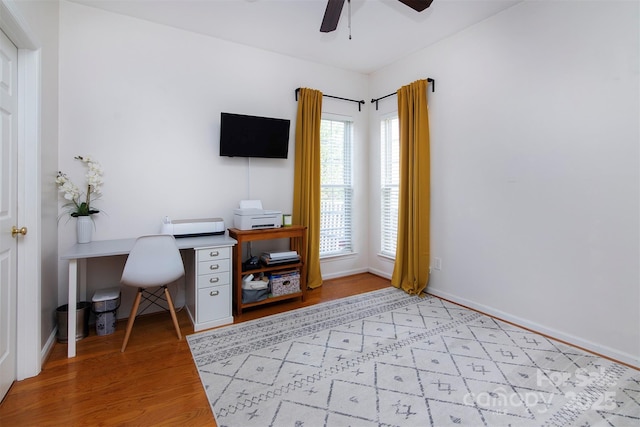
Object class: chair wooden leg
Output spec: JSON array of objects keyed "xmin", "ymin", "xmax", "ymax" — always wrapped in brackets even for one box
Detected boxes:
[
  {"xmin": 164, "ymin": 286, "xmax": 182, "ymax": 341},
  {"xmin": 121, "ymin": 289, "xmax": 143, "ymax": 352}
]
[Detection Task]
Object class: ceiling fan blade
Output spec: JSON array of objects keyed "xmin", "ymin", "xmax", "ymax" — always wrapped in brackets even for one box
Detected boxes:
[
  {"xmin": 320, "ymin": 0, "xmax": 346, "ymax": 33},
  {"xmin": 397, "ymin": 0, "xmax": 434, "ymax": 12}
]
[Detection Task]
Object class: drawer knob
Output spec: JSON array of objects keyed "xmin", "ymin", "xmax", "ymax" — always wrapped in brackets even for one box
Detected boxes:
[
  {"xmin": 209, "ymin": 264, "xmax": 220, "ymax": 270},
  {"xmin": 209, "ymin": 277, "xmax": 219, "ymax": 283},
  {"xmin": 209, "ymin": 251, "xmax": 219, "ymax": 257},
  {"xmin": 210, "ymin": 290, "xmax": 219, "ymax": 296}
]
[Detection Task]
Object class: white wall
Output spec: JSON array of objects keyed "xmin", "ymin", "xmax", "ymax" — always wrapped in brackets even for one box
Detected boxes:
[
  {"xmin": 57, "ymin": 1, "xmax": 370, "ymax": 313},
  {"xmin": 369, "ymin": 0, "xmax": 639, "ymax": 365}
]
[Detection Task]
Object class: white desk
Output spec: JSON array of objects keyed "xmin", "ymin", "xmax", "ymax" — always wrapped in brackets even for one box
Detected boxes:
[{"xmin": 60, "ymin": 234, "xmax": 237, "ymax": 358}]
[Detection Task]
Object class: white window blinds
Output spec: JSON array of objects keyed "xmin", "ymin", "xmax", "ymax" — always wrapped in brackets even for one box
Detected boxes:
[
  {"xmin": 380, "ymin": 116, "xmax": 399, "ymax": 257},
  {"xmin": 320, "ymin": 118, "xmax": 353, "ymax": 257}
]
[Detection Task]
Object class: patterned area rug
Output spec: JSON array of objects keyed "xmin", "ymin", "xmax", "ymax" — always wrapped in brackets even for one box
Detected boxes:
[{"xmin": 187, "ymin": 287, "xmax": 639, "ymax": 426}]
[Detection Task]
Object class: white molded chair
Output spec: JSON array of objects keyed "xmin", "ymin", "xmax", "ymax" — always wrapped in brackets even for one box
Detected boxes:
[{"xmin": 120, "ymin": 235, "xmax": 185, "ymax": 352}]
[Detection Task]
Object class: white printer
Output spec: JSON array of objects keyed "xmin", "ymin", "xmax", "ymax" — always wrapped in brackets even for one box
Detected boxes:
[{"xmin": 233, "ymin": 200, "xmax": 282, "ymax": 230}]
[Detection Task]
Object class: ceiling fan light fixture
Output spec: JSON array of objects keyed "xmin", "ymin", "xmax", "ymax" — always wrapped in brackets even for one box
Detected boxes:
[{"xmin": 320, "ymin": 0, "xmax": 433, "ymax": 34}]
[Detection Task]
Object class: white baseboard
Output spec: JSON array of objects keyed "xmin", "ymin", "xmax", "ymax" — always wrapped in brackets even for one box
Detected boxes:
[
  {"xmin": 367, "ymin": 267, "xmax": 392, "ymax": 280},
  {"xmin": 41, "ymin": 328, "xmax": 57, "ymax": 365},
  {"xmin": 322, "ymin": 267, "xmax": 369, "ymax": 281},
  {"xmin": 427, "ymin": 286, "xmax": 639, "ymax": 369}
]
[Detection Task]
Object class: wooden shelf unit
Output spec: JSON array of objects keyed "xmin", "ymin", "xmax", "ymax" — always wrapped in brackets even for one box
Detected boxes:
[{"xmin": 228, "ymin": 226, "xmax": 307, "ymax": 315}]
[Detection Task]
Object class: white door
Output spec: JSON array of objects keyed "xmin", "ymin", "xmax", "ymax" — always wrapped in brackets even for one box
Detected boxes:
[{"xmin": 0, "ymin": 28, "xmax": 19, "ymax": 401}]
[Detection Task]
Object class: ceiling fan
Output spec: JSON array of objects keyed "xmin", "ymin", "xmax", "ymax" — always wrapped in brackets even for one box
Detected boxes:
[{"xmin": 320, "ymin": 0, "xmax": 434, "ymax": 33}]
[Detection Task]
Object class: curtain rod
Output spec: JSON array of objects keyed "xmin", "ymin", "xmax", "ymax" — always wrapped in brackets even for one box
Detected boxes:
[
  {"xmin": 371, "ymin": 78, "xmax": 435, "ymax": 110},
  {"xmin": 295, "ymin": 88, "xmax": 365, "ymax": 112}
]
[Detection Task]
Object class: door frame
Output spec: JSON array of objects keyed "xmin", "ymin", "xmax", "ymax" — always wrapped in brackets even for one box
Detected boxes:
[{"xmin": 0, "ymin": 0, "xmax": 42, "ymax": 380}]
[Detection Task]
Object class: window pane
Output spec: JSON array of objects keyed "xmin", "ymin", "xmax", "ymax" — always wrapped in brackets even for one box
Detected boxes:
[
  {"xmin": 321, "ymin": 121, "xmax": 348, "ymax": 185},
  {"xmin": 320, "ymin": 118, "xmax": 353, "ymax": 257},
  {"xmin": 381, "ymin": 116, "xmax": 399, "ymax": 257},
  {"xmin": 320, "ymin": 186, "xmax": 352, "ymax": 255}
]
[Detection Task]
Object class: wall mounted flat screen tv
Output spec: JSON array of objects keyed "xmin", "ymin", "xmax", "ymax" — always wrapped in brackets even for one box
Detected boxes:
[{"xmin": 219, "ymin": 112, "xmax": 291, "ymax": 159}]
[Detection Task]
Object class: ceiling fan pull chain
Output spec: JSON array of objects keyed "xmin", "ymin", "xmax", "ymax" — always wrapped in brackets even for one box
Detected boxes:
[{"xmin": 348, "ymin": 0, "xmax": 352, "ymax": 40}]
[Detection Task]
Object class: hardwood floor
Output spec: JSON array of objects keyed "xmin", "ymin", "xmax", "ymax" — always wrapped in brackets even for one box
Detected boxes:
[{"xmin": 0, "ymin": 273, "xmax": 391, "ymax": 426}]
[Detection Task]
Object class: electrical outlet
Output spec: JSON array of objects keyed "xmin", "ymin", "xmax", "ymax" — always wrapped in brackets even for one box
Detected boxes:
[{"xmin": 434, "ymin": 257, "xmax": 442, "ymax": 271}]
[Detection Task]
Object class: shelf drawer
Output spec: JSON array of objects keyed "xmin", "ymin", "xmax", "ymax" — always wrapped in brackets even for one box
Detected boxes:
[
  {"xmin": 198, "ymin": 258, "xmax": 230, "ymax": 275},
  {"xmin": 198, "ymin": 247, "xmax": 230, "ymax": 262},
  {"xmin": 197, "ymin": 284, "xmax": 231, "ymax": 323},
  {"xmin": 197, "ymin": 272, "xmax": 230, "ymax": 289}
]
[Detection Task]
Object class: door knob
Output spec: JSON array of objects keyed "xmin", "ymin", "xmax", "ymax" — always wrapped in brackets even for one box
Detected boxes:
[{"xmin": 11, "ymin": 226, "xmax": 27, "ymax": 238}]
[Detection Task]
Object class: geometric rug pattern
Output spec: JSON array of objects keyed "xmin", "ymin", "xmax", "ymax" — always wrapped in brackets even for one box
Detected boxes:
[{"xmin": 187, "ymin": 287, "xmax": 640, "ymax": 426}]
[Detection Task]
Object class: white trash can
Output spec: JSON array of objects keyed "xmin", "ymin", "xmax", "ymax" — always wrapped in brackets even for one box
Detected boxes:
[{"xmin": 92, "ymin": 287, "xmax": 121, "ymax": 336}]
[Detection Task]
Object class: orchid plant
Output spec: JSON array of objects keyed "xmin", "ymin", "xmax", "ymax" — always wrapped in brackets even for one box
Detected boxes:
[{"xmin": 56, "ymin": 155, "xmax": 104, "ymax": 217}]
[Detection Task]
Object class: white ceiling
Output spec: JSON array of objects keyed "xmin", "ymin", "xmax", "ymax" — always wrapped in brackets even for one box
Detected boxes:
[{"xmin": 70, "ymin": 0, "xmax": 522, "ymax": 74}]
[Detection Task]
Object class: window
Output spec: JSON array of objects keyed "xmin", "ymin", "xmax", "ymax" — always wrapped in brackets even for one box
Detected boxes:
[
  {"xmin": 320, "ymin": 117, "xmax": 353, "ymax": 257},
  {"xmin": 380, "ymin": 115, "xmax": 399, "ymax": 257}
]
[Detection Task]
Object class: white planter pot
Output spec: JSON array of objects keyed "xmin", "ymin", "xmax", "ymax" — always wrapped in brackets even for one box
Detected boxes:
[{"xmin": 76, "ymin": 216, "xmax": 93, "ymax": 244}]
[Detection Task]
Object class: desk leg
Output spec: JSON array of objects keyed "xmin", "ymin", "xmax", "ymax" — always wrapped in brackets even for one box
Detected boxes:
[{"xmin": 67, "ymin": 259, "xmax": 77, "ymax": 358}]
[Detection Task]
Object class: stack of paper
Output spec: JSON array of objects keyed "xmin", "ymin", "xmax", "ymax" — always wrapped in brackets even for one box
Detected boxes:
[
  {"xmin": 260, "ymin": 251, "xmax": 300, "ymax": 265},
  {"xmin": 264, "ymin": 251, "xmax": 298, "ymax": 260}
]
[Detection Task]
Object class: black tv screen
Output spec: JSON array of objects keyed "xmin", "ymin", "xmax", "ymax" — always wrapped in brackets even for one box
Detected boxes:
[{"xmin": 219, "ymin": 112, "xmax": 291, "ymax": 159}]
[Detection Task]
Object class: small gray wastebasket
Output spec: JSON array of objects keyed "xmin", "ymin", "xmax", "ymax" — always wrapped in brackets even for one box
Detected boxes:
[
  {"xmin": 56, "ymin": 302, "xmax": 91, "ymax": 343},
  {"xmin": 92, "ymin": 287, "xmax": 121, "ymax": 336}
]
